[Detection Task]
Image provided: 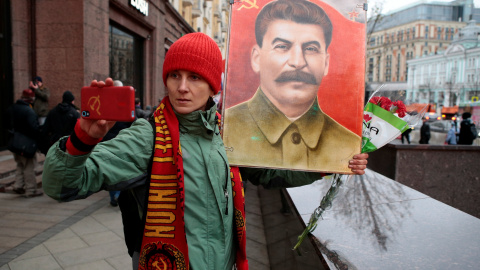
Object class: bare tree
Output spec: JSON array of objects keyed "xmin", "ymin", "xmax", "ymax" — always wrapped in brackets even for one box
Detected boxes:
[{"xmin": 445, "ymin": 76, "xmax": 459, "ymax": 107}]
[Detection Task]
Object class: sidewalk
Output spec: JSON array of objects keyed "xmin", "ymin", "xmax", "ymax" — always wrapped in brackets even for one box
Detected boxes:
[{"xmin": 0, "ymin": 150, "xmax": 270, "ymax": 270}]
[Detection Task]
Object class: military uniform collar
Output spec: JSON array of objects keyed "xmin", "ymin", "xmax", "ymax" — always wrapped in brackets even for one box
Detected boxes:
[{"xmin": 248, "ymin": 88, "xmax": 325, "ymax": 149}]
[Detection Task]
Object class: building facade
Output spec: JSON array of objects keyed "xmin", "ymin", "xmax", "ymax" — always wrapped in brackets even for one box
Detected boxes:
[
  {"xmin": 0, "ymin": 0, "xmax": 198, "ymax": 148},
  {"xmin": 366, "ymin": 0, "xmax": 480, "ymax": 87},
  {"xmin": 407, "ymin": 20, "xmax": 480, "ymax": 109},
  {"xmin": 169, "ymin": 0, "xmax": 230, "ymax": 56}
]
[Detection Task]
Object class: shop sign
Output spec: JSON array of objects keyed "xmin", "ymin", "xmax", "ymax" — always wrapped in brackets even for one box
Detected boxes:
[{"xmin": 131, "ymin": 0, "xmax": 149, "ymax": 16}]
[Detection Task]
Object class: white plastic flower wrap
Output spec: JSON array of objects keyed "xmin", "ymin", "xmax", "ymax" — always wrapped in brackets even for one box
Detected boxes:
[
  {"xmin": 362, "ymin": 86, "xmax": 427, "ymax": 152},
  {"xmin": 293, "ymin": 86, "xmax": 427, "ymax": 252}
]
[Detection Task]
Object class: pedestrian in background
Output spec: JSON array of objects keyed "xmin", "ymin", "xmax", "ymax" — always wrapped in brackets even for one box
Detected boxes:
[
  {"xmin": 419, "ymin": 118, "xmax": 431, "ymax": 144},
  {"xmin": 29, "ymin": 76, "xmax": 50, "ymax": 125},
  {"xmin": 445, "ymin": 120, "xmax": 458, "ymax": 145},
  {"xmin": 134, "ymin": 98, "xmax": 149, "ymax": 119},
  {"xmin": 39, "ymin": 90, "xmax": 80, "ymax": 154},
  {"xmin": 458, "ymin": 112, "xmax": 478, "ymax": 145},
  {"xmin": 145, "ymin": 105, "xmax": 152, "ymax": 114},
  {"xmin": 6, "ymin": 89, "xmax": 43, "ymax": 197},
  {"xmin": 401, "ymin": 128, "xmax": 412, "ymax": 144}
]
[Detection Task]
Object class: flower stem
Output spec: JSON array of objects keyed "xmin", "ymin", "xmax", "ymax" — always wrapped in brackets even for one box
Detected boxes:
[{"xmin": 293, "ymin": 174, "xmax": 345, "ymax": 251}]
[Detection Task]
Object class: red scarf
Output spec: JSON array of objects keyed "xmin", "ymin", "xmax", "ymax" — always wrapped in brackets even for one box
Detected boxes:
[{"xmin": 138, "ymin": 97, "xmax": 247, "ymax": 270}]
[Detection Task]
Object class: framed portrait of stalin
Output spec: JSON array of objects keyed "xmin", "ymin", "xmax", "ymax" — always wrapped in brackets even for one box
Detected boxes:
[{"xmin": 222, "ymin": 0, "xmax": 367, "ymax": 173}]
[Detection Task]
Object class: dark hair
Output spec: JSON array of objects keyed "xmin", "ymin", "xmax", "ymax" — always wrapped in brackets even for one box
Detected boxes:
[
  {"xmin": 462, "ymin": 112, "xmax": 472, "ymax": 119},
  {"xmin": 255, "ymin": 0, "xmax": 333, "ymax": 49}
]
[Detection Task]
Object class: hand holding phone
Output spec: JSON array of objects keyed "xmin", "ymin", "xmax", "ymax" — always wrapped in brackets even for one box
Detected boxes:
[
  {"xmin": 80, "ymin": 118, "xmax": 117, "ymax": 139},
  {"xmin": 81, "ymin": 83, "xmax": 136, "ymax": 122},
  {"xmin": 29, "ymin": 81, "xmax": 38, "ymax": 89}
]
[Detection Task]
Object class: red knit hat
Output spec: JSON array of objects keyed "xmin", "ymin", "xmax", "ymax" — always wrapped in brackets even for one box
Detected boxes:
[
  {"xmin": 22, "ymin": 89, "xmax": 35, "ymax": 98},
  {"xmin": 21, "ymin": 89, "xmax": 35, "ymax": 103},
  {"xmin": 163, "ymin": 33, "xmax": 223, "ymax": 94}
]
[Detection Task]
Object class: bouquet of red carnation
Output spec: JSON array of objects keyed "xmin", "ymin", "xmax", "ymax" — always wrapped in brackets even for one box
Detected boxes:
[{"xmin": 293, "ymin": 86, "xmax": 427, "ymax": 252}]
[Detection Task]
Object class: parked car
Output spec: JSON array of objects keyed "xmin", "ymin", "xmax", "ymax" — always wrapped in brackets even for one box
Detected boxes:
[{"xmin": 424, "ymin": 112, "xmax": 442, "ymax": 122}]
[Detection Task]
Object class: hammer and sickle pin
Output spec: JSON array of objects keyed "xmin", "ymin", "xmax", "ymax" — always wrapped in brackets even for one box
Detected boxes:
[
  {"xmin": 88, "ymin": 95, "xmax": 101, "ymax": 115},
  {"xmin": 238, "ymin": 0, "xmax": 258, "ymax": 10}
]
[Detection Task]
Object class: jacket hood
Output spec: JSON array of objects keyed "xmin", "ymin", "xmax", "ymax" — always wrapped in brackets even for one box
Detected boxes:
[
  {"xmin": 57, "ymin": 102, "xmax": 74, "ymax": 112},
  {"xmin": 16, "ymin": 99, "xmax": 32, "ymax": 106}
]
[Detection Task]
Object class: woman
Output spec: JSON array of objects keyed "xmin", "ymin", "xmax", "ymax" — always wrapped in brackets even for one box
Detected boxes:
[{"xmin": 43, "ymin": 33, "xmax": 368, "ymax": 270}]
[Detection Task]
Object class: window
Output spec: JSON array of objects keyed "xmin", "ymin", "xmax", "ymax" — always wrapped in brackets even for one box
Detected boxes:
[
  {"xmin": 368, "ymin": 58, "xmax": 374, "ymax": 82},
  {"xmin": 425, "ymin": 26, "xmax": 429, "ymax": 39},
  {"xmin": 109, "ymin": 24, "xmax": 144, "ymax": 102},
  {"xmin": 396, "ymin": 53, "xmax": 401, "ymax": 79}
]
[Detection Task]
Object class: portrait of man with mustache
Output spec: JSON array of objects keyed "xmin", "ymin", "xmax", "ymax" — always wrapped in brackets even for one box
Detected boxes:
[{"xmin": 223, "ymin": 0, "xmax": 362, "ymax": 172}]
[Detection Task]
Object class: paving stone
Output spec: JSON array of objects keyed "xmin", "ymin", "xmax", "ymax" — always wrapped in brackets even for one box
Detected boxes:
[
  {"xmin": 10, "ymin": 245, "xmax": 50, "ymax": 262},
  {"xmin": 0, "ymin": 249, "xmax": 8, "ymax": 257},
  {"xmin": 111, "ymin": 227, "xmax": 125, "ymax": 240},
  {"xmin": 54, "ymin": 240, "xmax": 127, "ymax": 267},
  {"xmin": 246, "ymin": 223, "xmax": 267, "ymax": 245},
  {"xmin": 106, "ymin": 254, "xmax": 132, "ymax": 270},
  {"xmin": 246, "ymin": 237, "xmax": 270, "ymax": 266},
  {"xmin": 63, "ymin": 260, "xmax": 115, "ymax": 270},
  {"xmin": 9, "ymin": 221, "xmax": 56, "ymax": 232},
  {"xmin": 90, "ymin": 204, "xmax": 117, "ymax": 215},
  {"xmin": 80, "ymin": 231, "xmax": 122, "ymax": 247},
  {"xmin": 246, "ymin": 199, "xmax": 262, "ymax": 216},
  {"xmin": 44, "ymin": 237, "xmax": 88, "ymax": 254},
  {"xmin": 247, "ymin": 257, "xmax": 270, "ymax": 270},
  {"xmin": 69, "ymin": 216, "xmax": 109, "ymax": 236},
  {"xmin": 264, "ymin": 219, "xmax": 303, "ymax": 245},
  {"xmin": 0, "ymin": 236, "xmax": 26, "ymax": 249},
  {"xmin": 246, "ymin": 211, "xmax": 263, "ymax": 228},
  {"xmin": 8, "ymin": 255, "xmax": 61, "ymax": 270},
  {"xmin": 0, "ymin": 219, "xmax": 54, "ymax": 230},
  {"xmin": 90, "ymin": 210, "xmax": 123, "ymax": 231},
  {"xmin": 1, "ymin": 212, "xmax": 66, "ymax": 224},
  {"xmin": 0, "ymin": 227, "xmax": 41, "ymax": 239},
  {"xmin": 43, "ymin": 228, "xmax": 76, "ymax": 242}
]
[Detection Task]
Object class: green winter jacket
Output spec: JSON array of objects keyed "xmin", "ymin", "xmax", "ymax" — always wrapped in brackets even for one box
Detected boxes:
[
  {"xmin": 33, "ymin": 86, "xmax": 50, "ymax": 117},
  {"xmin": 43, "ymin": 105, "xmax": 325, "ymax": 269}
]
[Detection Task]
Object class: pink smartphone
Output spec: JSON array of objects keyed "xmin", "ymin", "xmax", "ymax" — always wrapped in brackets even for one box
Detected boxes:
[{"xmin": 81, "ymin": 86, "xmax": 136, "ymax": 122}]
